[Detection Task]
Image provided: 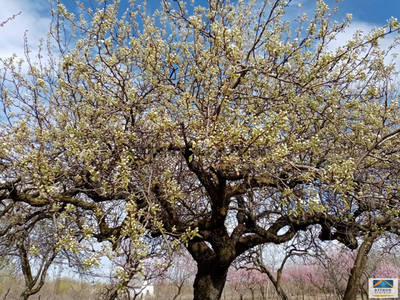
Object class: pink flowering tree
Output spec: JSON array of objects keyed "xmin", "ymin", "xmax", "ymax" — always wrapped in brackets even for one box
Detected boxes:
[
  {"xmin": 316, "ymin": 248, "xmax": 356, "ymax": 298},
  {"xmin": 227, "ymin": 266, "xmax": 271, "ymax": 300},
  {"xmin": 285, "ymin": 264, "xmax": 322, "ymax": 300},
  {"xmin": 373, "ymin": 260, "xmax": 399, "ymax": 278}
]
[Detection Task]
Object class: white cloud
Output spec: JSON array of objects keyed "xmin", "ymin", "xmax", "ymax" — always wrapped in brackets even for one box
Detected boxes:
[{"xmin": 0, "ymin": 0, "xmax": 52, "ymax": 61}]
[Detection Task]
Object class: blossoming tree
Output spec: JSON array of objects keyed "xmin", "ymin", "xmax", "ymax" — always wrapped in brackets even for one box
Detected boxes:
[{"xmin": 1, "ymin": 0, "xmax": 400, "ymax": 299}]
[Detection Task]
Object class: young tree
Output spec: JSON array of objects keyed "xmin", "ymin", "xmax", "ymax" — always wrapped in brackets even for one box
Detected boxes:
[
  {"xmin": 16, "ymin": 220, "xmax": 59, "ymax": 300},
  {"xmin": 314, "ymin": 246, "xmax": 355, "ymax": 299},
  {"xmin": 228, "ymin": 265, "xmax": 270, "ymax": 300},
  {"xmin": 157, "ymin": 250, "xmax": 196, "ymax": 300},
  {"xmin": 249, "ymin": 244, "xmax": 301, "ymax": 300},
  {"xmin": 1, "ymin": 0, "xmax": 400, "ymax": 300}
]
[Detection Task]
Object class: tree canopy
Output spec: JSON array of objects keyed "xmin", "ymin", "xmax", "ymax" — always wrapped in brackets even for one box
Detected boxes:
[{"xmin": 1, "ymin": 0, "xmax": 400, "ymax": 299}]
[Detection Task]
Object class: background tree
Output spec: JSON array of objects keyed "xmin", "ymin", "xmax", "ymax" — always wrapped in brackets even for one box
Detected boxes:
[
  {"xmin": 228, "ymin": 265, "xmax": 270, "ymax": 300},
  {"xmin": 1, "ymin": 0, "xmax": 400, "ymax": 300},
  {"xmin": 156, "ymin": 249, "xmax": 196, "ymax": 300},
  {"xmin": 16, "ymin": 220, "xmax": 59, "ymax": 300},
  {"xmin": 314, "ymin": 247, "xmax": 355, "ymax": 299},
  {"xmin": 103, "ymin": 237, "xmax": 170, "ymax": 300},
  {"xmin": 247, "ymin": 244, "xmax": 304, "ymax": 300}
]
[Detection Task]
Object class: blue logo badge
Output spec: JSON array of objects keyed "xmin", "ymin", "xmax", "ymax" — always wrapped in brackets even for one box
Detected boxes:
[{"xmin": 372, "ymin": 279, "xmax": 395, "ymax": 289}]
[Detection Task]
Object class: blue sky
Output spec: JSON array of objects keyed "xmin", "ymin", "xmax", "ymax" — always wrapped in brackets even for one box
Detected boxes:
[
  {"xmin": 0, "ymin": 0, "xmax": 399, "ymax": 61},
  {"xmin": 329, "ymin": 0, "xmax": 400, "ymax": 24}
]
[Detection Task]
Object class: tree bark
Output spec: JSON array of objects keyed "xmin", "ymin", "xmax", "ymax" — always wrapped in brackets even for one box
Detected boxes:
[
  {"xmin": 342, "ymin": 232, "xmax": 379, "ymax": 300},
  {"xmin": 259, "ymin": 264, "xmax": 291, "ymax": 300},
  {"xmin": 193, "ymin": 262, "xmax": 229, "ymax": 300},
  {"xmin": 19, "ymin": 243, "xmax": 57, "ymax": 300}
]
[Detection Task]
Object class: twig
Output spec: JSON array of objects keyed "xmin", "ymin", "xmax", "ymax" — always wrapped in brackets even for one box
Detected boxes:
[
  {"xmin": 0, "ymin": 12, "xmax": 21, "ymax": 27},
  {"xmin": 2, "ymin": 288, "xmax": 10, "ymax": 300}
]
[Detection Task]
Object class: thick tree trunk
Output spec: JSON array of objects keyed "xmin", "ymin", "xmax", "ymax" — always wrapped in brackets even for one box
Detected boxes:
[
  {"xmin": 342, "ymin": 232, "xmax": 379, "ymax": 300},
  {"xmin": 193, "ymin": 262, "xmax": 229, "ymax": 300}
]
